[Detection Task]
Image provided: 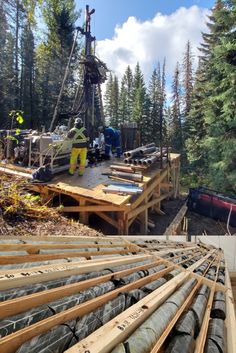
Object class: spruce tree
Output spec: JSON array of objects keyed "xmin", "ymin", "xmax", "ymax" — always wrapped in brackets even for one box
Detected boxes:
[
  {"xmin": 204, "ymin": 0, "xmax": 236, "ymax": 192},
  {"xmin": 36, "ymin": 0, "xmax": 79, "ymax": 127},
  {"xmin": 182, "ymin": 40, "xmax": 194, "ymax": 138},
  {"xmin": 104, "ymin": 73, "xmax": 113, "ymax": 118},
  {"xmin": 170, "ymin": 62, "xmax": 183, "ymax": 153},
  {"xmin": 132, "ymin": 63, "xmax": 149, "ymax": 143},
  {"xmin": 20, "ymin": 23, "xmax": 35, "ymax": 128},
  {"xmin": 118, "ymin": 65, "xmax": 133, "ymax": 124},
  {"xmin": 148, "ymin": 66, "xmax": 161, "ymax": 145}
]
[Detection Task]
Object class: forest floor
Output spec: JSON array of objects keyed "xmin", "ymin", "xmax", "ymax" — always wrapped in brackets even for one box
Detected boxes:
[{"xmin": 0, "ymin": 173, "xmax": 102, "ymax": 238}]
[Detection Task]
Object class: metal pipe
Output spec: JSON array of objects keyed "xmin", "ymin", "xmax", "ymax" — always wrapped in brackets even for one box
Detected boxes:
[
  {"xmin": 139, "ymin": 146, "xmax": 157, "ymax": 155},
  {"xmin": 124, "ymin": 143, "xmax": 155, "ymax": 158}
]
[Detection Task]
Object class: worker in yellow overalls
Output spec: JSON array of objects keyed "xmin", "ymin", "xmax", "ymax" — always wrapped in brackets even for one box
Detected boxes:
[{"xmin": 67, "ymin": 118, "xmax": 89, "ymax": 176}]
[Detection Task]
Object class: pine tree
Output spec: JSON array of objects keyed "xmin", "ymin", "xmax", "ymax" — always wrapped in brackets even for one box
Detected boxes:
[
  {"xmin": 186, "ymin": 59, "xmax": 208, "ymax": 172},
  {"xmin": 0, "ymin": 3, "xmax": 8, "ymax": 125},
  {"xmin": 36, "ymin": 0, "xmax": 79, "ymax": 127},
  {"xmin": 104, "ymin": 73, "xmax": 113, "ymax": 118},
  {"xmin": 204, "ymin": 0, "xmax": 236, "ymax": 192},
  {"xmin": 182, "ymin": 40, "xmax": 194, "ymax": 138},
  {"xmin": 118, "ymin": 65, "xmax": 133, "ymax": 124},
  {"xmin": 20, "ymin": 23, "xmax": 35, "ymax": 128},
  {"xmin": 132, "ymin": 63, "xmax": 149, "ymax": 143},
  {"xmin": 148, "ymin": 66, "xmax": 161, "ymax": 145},
  {"xmin": 170, "ymin": 62, "xmax": 183, "ymax": 153},
  {"xmin": 110, "ymin": 75, "xmax": 119, "ymax": 128}
]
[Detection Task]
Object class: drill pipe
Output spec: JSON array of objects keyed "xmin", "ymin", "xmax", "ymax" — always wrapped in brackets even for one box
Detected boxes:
[
  {"xmin": 124, "ymin": 158, "xmax": 132, "ymax": 164},
  {"xmin": 102, "ymin": 171, "xmax": 143, "ymax": 182},
  {"xmin": 139, "ymin": 146, "xmax": 157, "ymax": 155},
  {"xmin": 124, "ymin": 143, "xmax": 155, "ymax": 158}
]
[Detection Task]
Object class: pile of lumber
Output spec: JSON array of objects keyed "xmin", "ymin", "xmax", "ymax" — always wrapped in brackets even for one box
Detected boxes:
[{"xmin": 0, "ymin": 236, "xmax": 235, "ymax": 353}]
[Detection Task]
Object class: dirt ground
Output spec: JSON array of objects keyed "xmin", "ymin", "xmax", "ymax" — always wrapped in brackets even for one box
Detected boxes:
[{"xmin": 148, "ymin": 197, "xmax": 236, "ymax": 236}]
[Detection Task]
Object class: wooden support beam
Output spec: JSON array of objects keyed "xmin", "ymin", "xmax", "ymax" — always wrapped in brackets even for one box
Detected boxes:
[
  {"xmin": 96, "ymin": 211, "xmax": 119, "ymax": 230},
  {"xmin": 79, "ymin": 199, "xmax": 89, "ymax": 224},
  {"xmin": 0, "ymin": 254, "xmax": 151, "ymax": 290},
  {"xmin": 0, "ymin": 259, "xmax": 164, "ymax": 319},
  {"xmin": 0, "ymin": 265, "xmax": 176, "ymax": 353},
  {"xmin": 139, "ymin": 197, "xmax": 148, "ymax": 234},
  {"xmin": 225, "ymin": 262, "xmax": 236, "ymax": 353},
  {"xmin": 58, "ymin": 205, "xmax": 126, "ymax": 212},
  {"xmin": 0, "ymin": 235, "xmax": 124, "ymax": 243},
  {"xmin": 64, "ymin": 252, "xmax": 216, "ymax": 353},
  {"xmin": 130, "ymin": 170, "xmax": 167, "ymax": 210},
  {"xmin": 128, "ymin": 191, "xmax": 174, "ymax": 220},
  {"xmin": 0, "ymin": 249, "xmax": 139, "ymax": 265},
  {"xmin": 163, "ymin": 201, "xmax": 188, "ymax": 235},
  {"xmin": 64, "ymin": 271, "xmax": 189, "ymax": 353},
  {"xmin": 150, "ymin": 278, "xmax": 202, "ymax": 353},
  {"xmin": 0, "ymin": 243, "xmax": 131, "ymax": 253}
]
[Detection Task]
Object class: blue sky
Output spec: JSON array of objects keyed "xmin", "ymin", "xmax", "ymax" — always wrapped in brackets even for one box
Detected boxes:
[
  {"xmin": 76, "ymin": 0, "xmax": 215, "ymax": 40},
  {"xmin": 75, "ymin": 1, "xmax": 215, "ymax": 96}
]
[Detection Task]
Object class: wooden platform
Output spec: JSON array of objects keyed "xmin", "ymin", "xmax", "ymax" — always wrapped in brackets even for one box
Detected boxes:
[
  {"xmin": 0, "ymin": 154, "xmax": 180, "ymax": 234},
  {"xmin": 0, "ymin": 236, "xmax": 235, "ymax": 353},
  {"xmin": 25, "ymin": 153, "xmax": 180, "ymax": 235}
]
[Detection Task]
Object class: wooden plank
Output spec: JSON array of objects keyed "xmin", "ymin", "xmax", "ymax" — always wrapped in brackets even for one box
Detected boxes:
[
  {"xmin": 58, "ymin": 205, "xmax": 126, "ymax": 212},
  {"xmin": 150, "ymin": 278, "xmax": 202, "ymax": 353},
  {"xmin": 64, "ymin": 271, "xmax": 189, "ymax": 353},
  {"xmin": 0, "ymin": 265, "xmax": 176, "ymax": 353},
  {"xmin": 0, "ymin": 243, "xmax": 131, "ymax": 252},
  {"xmin": 128, "ymin": 191, "xmax": 174, "ymax": 220},
  {"xmin": 139, "ymin": 197, "xmax": 148, "ymax": 234},
  {"xmin": 194, "ymin": 255, "xmax": 222, "ymax": 353},
  {"xmin": 0, "ymin": 249, "xmax": 137, "ymax": 265},
  {"xmin": 0, "ymin": 235, "xmax": 123, "ymax": 243},
  {"xmin": 64, "ymin": 252, "xmax": 215, "ymax": 353},
  {"xmin": 79, "ymin": 199, "xmax": 89, "ymax": 224},
  {"xmin": 0, "ymin": 259, "xmax": 164, "ymax": 319},
  {"xmin": 194, "ymin": 284, "xmax": 216, "ymax": 353},
  {"xmin": 96, "ymin": 212, "xmax": 119, "ymax": 230},
  {"xmin": 225, "ymin": 262, "xmax": 236, "ymax": 353},
  {"xmin": 0, "ymin": 254, "xmax": 151, "ymax": 290},
  {"xmin": 163, "ymin": 201, "xmax": 188, "ymax": 235},
  {"xmin": 130, "ymin": 170, "xmax": 167, "ymax": 210}
]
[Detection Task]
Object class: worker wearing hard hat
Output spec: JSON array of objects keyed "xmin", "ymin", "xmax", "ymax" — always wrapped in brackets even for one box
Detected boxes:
[
  {"xmin": 98, "ymin": 122, "xmax": 121, "ymax": 158},
  {"xmin": 67, "ymin": 118, "xmax": 89, "ymax": 176}
]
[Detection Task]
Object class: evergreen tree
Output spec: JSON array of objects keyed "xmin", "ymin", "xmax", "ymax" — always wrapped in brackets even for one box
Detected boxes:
[
  {"xmin": 20, "ymin": 23, "xmax": 35, "ymax": 127},
  {"xmin": 204, "ymin": 0, "xmax": 236, "ymax": 192},
  {"xmin": 110, "ymin": 75, "xmax": 119, "ymax": 128},
  {"xmin": 118, "ymin": 65, "xmax": 133, "ymax": 124},
  {"xmin": 186, "ymin": 59, "xmax": 208, "ymax": 172},
  {"xmin": 104, "ymin": 73, "xmax": 113, "ymax": 118},
  {"xmin": 148, "ymin": 65, "xmax": 161, "ymax": 145},
  {"xmin": 0, "ymin": 3, "xmax": 8, "ymax": 125},
  {"xmin": 132, "ymin": 63, "xmax": 149, "ymax": 143},
  {"xmin": 182, "ymin": 40, "xmax": 194, "ymax": 138},
  {"xmin": 170, "ymin": 62, "xmax": 183, "ymax": 152},
  {"xmin": 36, "ymin": 0, "xmax": 79, "ymax": 127}
]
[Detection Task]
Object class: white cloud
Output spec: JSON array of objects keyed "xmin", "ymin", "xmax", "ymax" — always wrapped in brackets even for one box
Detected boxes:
[{"xmin": 96, "ymin": 6, "xmax": 210, "ymax": 83}]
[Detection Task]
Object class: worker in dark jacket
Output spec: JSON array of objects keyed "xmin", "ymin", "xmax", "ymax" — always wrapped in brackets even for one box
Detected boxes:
[
  {"xmin": 67, "ymin": 118, "xmax": 89, "ymax": 176},
  {"xmin": 99, "ymin": 125, "xmax": 121, "ymax": 158}
]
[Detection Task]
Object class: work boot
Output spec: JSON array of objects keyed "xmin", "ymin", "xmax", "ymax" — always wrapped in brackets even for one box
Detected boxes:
[
  {"xmin": 68, "ymin": 170, "xmax": 74, "ymax": 176},
  {"xmin": 78, "ymin": 171, "xmax": 84, "ymax": 176}
]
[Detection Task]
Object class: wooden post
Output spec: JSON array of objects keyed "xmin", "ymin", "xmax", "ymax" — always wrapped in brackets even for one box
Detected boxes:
[
  {"xmin": 79, "ymin": 199, "xmax": 89, "ymax": 225},
  {"xmin": 139, "ymin": 197, "xmax": 148, "ymax": 234}
]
